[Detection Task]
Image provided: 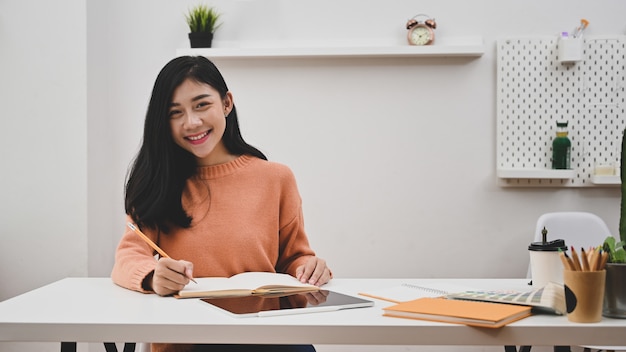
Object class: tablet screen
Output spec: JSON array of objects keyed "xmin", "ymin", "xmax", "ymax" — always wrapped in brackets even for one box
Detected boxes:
[{"xmin": 200, "ymin": 290, "xmax": 374, "ymax": 317}]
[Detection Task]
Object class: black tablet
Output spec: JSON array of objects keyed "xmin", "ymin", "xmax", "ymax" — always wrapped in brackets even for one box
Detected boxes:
[{"xmin": 199, "ymin": 290, "xmax": 374, "ymax": 318}]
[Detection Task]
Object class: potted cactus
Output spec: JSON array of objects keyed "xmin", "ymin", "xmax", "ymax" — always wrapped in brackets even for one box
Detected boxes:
[
  {"xmin": 602, "ymin": 128, "xmax": 626, "ymax": 318},
  {"xmin": 186, "ymin": 4, "xmax": 222, "ymax": 48}
]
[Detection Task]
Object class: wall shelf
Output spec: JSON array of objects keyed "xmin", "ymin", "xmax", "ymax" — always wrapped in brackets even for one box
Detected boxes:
[
  {"xmin": 176, "ymin": 37, "xmax": 484, "ymax": 59},
  {"xmin": 497, "ymin": 168, "xmax": 575, "ymax": 180},
  {"xmin": 496, "ymin": 36, "xmax": 626, "ymax": 187},
  {"xmin": 590, "ymin": 175, "xmax": 621, "ymax": 185}
]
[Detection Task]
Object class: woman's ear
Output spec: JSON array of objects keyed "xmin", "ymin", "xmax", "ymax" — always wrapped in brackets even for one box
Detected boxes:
[{"xmin": 224, "ymin": 91, "xmax": 234, "ymax": 116}]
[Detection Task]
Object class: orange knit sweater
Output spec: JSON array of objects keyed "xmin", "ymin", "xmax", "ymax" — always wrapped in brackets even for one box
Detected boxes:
[{"xmin": 111, "ymin": 154, "xmax": 315, "ymax": 293}]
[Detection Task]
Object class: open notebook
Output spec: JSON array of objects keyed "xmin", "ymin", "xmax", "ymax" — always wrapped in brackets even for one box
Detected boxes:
[{"xmin": 446, "ymin": 281, "xmax": 566, "ymax": 315}]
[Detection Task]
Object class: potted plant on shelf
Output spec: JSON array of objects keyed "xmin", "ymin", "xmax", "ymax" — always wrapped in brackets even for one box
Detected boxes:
[
  {"xmin": 185, "ymin": 4, "xmax": 222, "ymax": 48},
  {"xmin": 602, "ymin": 127, "xmax": 626, "ymax": 318}
]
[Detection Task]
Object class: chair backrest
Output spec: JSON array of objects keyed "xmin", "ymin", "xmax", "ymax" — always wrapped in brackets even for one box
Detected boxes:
[
  {"xmin": 534, "ymin": 212, "xmax": 613, "ymax": 249},
  {"xmin": 527, "ymin": 212, "xmax": 615, "ymax": 277}
]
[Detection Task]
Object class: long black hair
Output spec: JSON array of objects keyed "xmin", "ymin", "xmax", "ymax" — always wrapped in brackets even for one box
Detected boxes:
[{"xmin": 125, "ymin": 56, "xmax": 266, "ymax": 233}]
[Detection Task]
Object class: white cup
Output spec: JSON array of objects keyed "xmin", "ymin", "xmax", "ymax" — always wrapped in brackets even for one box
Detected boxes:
[
  {"xmin": 528, "ymin": 238, "xmax": 567, "ymax": 288},
  {"xmin": 529, "ymin": 250, "xmax": 564, "ymax": 287},
  {"xmin": 558, "ymin": 36, "xmax": 583, "ymax": 63}
]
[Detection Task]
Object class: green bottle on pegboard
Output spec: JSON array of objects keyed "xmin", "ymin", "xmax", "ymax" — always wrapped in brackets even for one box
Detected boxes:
[{"xmin": 552, "ymin": 121, "xmax": 571, "ymax": 169}]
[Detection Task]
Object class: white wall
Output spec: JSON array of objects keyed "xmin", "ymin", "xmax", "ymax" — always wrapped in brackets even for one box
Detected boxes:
[
  {"xmin": 0, "ymin": 1, "xmax": 87, "ymax": 351},
  {"xmin": 0, "ymin": 0, "xmax": 88, "ymax": 303},
  {"xmin": 88, "ymin": 0, "xmax": 626, "ymax": 280},
  {"xmin": 1, "ymin": 0, "xmax": 625, "ymax": 351}
]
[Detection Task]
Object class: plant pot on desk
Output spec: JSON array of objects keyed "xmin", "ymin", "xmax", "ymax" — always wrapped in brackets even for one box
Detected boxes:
[
  {"xmin": 188, "ymin": 32, "xmax": 214, "ymax": 48},
  {"xmin": 603, "ymin": 263, "xmax": 626, "ymax": 318}
]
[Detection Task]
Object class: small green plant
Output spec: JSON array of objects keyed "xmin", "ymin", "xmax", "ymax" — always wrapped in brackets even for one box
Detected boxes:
[
  {"xmin": 185, "ymin": 4, "xmax": 221, "ymax": 33},
  {"xmin": 603, "ymin": 236, "xmax": 626, "ymax": 263}
]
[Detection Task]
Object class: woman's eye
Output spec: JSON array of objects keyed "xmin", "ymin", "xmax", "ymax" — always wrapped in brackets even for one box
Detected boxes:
[
  {"xmin": 195, "ymin": 101, "xmax": 209, "ymax": 109},
  {"xmin": 169, "ymin": 110, "xmax": 182, "ymax": 119}
]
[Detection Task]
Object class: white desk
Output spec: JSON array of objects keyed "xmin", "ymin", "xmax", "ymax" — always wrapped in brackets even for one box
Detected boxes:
[{"xmin": 0, "ymin": 278, "xmax": 625, "ymax": 348}]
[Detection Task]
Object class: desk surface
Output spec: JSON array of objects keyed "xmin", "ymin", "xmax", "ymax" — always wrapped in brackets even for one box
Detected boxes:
[{"xmin": 1, "ymin": 277, "xmax": 625, "ymax": 346}]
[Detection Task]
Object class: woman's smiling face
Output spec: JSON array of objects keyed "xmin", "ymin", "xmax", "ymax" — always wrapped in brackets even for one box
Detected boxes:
[{"xmin": 169, "ymin": 78, "xmax": 234, "ymax": 166}]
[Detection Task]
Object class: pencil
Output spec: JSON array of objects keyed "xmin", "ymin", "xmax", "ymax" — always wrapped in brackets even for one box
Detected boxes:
[
  {"xmin": 128, "ymin": 222, "xmax": 169, "ymax": 258},
  {"xmin": 589, "ymin": 247, "xmax": 601, "ymax": 271},
  {"xmin": 591, "ymin": 249, "xmax": 602, "ymax": 271},
  {"xmin": 127, "ymin": 222, "xmax": 197, "ymax": 283},
  {"xmin": 599, "ymin": 250, "xmax": 609, "ymax": 271},
  {"xmin": 586, "ymin": 246, "xmax": 594, "ymax": 263},
  {"xmin": 558, "ymin": 248, "xmax": 576, "ymax": 270},
  {"xmin": 580, "ymin": 247, "xmax": 590, "ymax": 271},
  {"xmin": 570, "ymin": 246, "xmax": 583, "ymax": 271}
]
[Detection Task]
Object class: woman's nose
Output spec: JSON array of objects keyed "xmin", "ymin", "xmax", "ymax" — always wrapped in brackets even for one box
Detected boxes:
[{"xmin": 184, "ymin": 112, "xmax": 202, "ymax": 127}]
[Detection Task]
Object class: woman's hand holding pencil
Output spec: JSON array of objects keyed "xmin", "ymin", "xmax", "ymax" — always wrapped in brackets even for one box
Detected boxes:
[
  {"xmin": 151, "ymin": 257, "xmax": 196, "ymax": 296},
  {"xmin": 559, "ymin": 246, "xmax": 608, "ymax": 272},
  {"xmin": 127, "ymin": 222, "xmax": 197, "ymax": 296}
]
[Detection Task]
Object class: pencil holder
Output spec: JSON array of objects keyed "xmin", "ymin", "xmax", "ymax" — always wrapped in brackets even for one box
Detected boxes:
[
  {"xmin": 558, "ymin": 37, "xmax": 583, "ymax": 64},
  {"xmin": 563, "ymin": 269, "xmax": 605, "ymax": 323}
]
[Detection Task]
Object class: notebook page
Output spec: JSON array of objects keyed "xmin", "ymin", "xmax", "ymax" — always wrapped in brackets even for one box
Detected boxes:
[{"xmin": 360, "ymin": 281, "xmax": 479, "ymax": 303}]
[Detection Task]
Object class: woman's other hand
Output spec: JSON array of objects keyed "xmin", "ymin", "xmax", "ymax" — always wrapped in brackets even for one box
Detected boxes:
[{"xmin": 296, "ymin": 257, "xmax": 332, "ymax": 286}]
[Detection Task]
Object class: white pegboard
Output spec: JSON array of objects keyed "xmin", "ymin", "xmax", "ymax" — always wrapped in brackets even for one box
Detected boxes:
[{"xmin": 496, "ymin": 36, "xmax": 626, "ymax": 187}]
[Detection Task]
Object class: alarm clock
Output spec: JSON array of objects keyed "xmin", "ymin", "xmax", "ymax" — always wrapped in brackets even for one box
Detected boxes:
[{"xmin": 406, "ymin": 14, "xmax": 436, "ymax": 46}]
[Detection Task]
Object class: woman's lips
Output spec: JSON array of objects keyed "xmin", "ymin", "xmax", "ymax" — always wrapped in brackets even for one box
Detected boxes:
[{"xmin": 186, "ymin": 130, "xmax": 210, "ymax": 145}]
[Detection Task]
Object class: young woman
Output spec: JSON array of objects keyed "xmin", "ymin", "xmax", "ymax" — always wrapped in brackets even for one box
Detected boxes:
[{"xmin": 111, "ymin": 56, "xmax": 332, "ymax": 352}]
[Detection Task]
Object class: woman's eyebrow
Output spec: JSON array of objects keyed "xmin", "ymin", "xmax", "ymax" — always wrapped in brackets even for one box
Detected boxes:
[
  {"xmin": 192, "ymin": 94, "xmax": 211, "ymax": 101},
  {"xmin": 169, "ymin": 94, "xmax": 212, "ymax": 107}
]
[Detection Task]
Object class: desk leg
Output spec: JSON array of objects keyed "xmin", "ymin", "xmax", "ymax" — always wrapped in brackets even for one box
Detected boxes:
[
  {"xmin": 104, "ymin": 343, "xmax": 118, "ymax": 352},
  {"xmin": 61, "ymin": 342, "xmax": 76, "ymax": 352},
  {"xmin": 504, "ymin": 346, "xmax": 532, "ymax": 352},
  {"xmin": 103, "ymin": 342, "xmax": 136, "ymax": 352}
]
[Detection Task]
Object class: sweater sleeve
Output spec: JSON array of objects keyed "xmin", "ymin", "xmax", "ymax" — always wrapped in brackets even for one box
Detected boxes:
[
  {"xmin": 277, "ymin": 206, "xmax": 316, "ymax": 276},
  {"xmin": 275, "ymin": 166, "xmax": 316, "ymax": 276},
  {"xmin": 110, "ymin": 215, "xmax": 159, "ymax": 293}
]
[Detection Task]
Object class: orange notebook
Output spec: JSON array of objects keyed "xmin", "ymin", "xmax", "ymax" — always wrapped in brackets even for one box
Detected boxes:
[{"xmin": 383, "ymin": 297, "xmax": 532, "ymax": 328}]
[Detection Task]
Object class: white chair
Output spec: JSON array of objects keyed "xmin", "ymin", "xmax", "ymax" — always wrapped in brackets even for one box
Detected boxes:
[
  {"xmin": 526, "ymin": 211, "xmax": 614, "ymax": 278},
  {"xmin": 523, "ymin": 212, "xmax": 624, "ymax": 352},
  {"xmin": 534, "ymin": 211, "xmax": 613, "ymax": 258}
]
